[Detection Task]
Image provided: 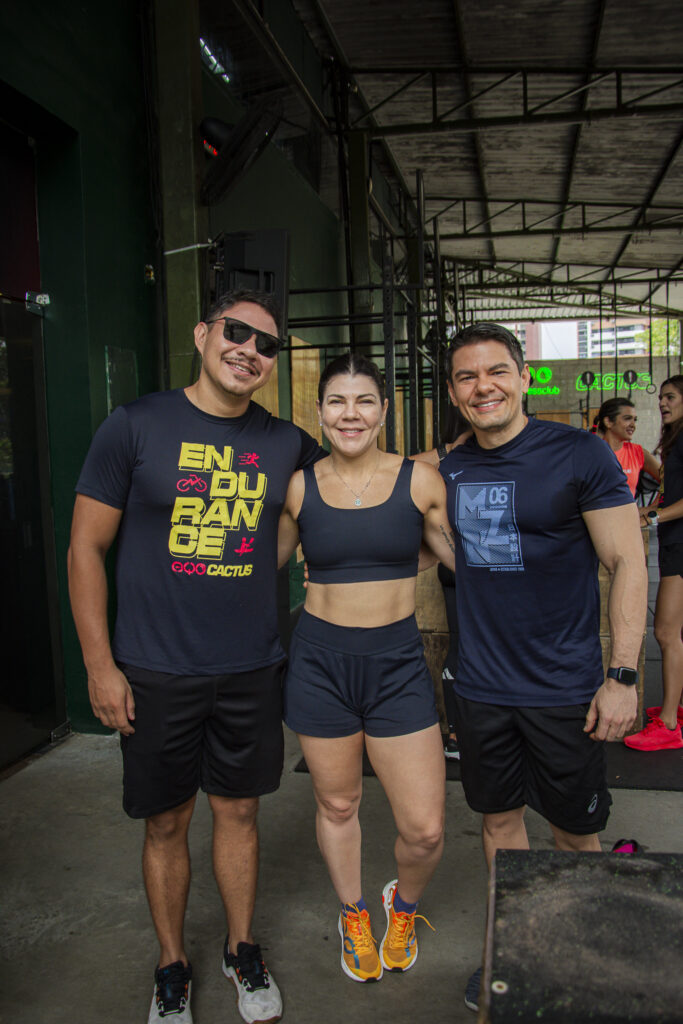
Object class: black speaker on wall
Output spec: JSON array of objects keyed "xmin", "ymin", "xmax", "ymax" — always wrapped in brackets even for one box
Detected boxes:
[{"xmin": 199, "ymin": 99, "xmax": 283, "ymax": 206}]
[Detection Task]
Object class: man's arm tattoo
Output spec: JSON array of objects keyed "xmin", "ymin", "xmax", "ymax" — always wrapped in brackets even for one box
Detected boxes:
[{"xmin": 439, "ymin": 523, "xmax": 456, "ymax": 553}]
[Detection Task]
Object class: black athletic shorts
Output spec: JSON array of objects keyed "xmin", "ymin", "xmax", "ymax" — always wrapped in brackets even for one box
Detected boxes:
[
  {"xmin": 118, "ymin": 660, "xmax": 286, "ymax": 819},
  {"xmin": 658, "ymin": 541, "xmax": 683, "ymax": 578},
  {"xmin": 283, "ymin": 610, "xmax": 439, "ymax": 738},
  {"xmin": 453, "ymin": 692, "xmax": 612, "ymax": 835}
]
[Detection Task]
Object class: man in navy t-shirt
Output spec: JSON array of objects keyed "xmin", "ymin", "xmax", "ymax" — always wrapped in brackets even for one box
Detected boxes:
[
  {"xmin": 437, "ymin": 323, "xmax": 647, "ymax": 1014},
  {"xmin": 68, "ymin": 290, "xmax": 323, "ymax": 1024}
]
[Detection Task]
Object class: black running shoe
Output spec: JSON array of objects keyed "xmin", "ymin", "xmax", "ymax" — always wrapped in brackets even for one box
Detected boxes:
[
  {"xmin": 444, "ymin": 737, "xmax": 460, "ymax": 761},
  {"xmin": 223, "ymin": 940, "xmax": 282, "ymax": 1023},
  {"xmin": 149, "ymin": 960, "xmax": 192, "ymax": 1022},
  {"xmin": 464, "ymin": 966, "xmax": 482, "ymax": 1012}
]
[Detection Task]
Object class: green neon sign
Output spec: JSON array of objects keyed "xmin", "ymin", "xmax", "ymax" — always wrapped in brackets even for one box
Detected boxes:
[
  {"xmin": 576, "ymin": 371, "xmax": 653, "ymax": 392},
  {"xmin": 528, "ymin": 366, "xmax": 560, "ymax": 396}
]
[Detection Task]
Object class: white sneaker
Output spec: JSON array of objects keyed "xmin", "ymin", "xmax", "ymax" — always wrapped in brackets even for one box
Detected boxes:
[
  {"xmin": 149, "ymin": 961, "xmax": 193, "ymax": 1022},
  {"xmin": 222, "ymin": 941, "xmax": 282, "ymax": 1024}
]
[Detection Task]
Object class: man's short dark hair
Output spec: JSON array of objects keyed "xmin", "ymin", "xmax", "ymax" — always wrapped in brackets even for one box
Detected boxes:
[
  {"xmin": 446, "ymin": 322, "xmax": 525, "ymax": 378},
  {"xmin": 204, "ymin": 289, "xmax": 282, "ymax": 336}
]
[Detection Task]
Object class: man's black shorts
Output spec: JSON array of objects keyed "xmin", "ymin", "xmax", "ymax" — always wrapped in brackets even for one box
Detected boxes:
[
  {"xmin": 119, "ymin": 660, "xmax": 285, "ymax": 819},
  {"xmin": 453, "ymin": 692, "xmax": 612, "ymax": 835},
  {"xmin": 658, "ymin": 541, "xmax": 683, "ymax": 578}
]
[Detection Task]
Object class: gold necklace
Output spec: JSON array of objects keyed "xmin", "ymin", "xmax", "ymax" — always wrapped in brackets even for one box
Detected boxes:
[{"xmin": 330, "ymin": 453, "xmax": 381, "ymax": 507}]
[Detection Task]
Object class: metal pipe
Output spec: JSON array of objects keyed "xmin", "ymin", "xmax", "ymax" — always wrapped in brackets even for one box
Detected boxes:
[
  {"xmin": 382, "ymin": 225, "xmax": 397, "ymax": 453},
  {"xmin": 231, "ymin": 0, "xmax": 329, "ymax": 130}
]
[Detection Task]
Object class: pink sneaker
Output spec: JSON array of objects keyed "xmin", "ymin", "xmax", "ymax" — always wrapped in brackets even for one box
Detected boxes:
[
  {"xmin": 624, "ymin": 717, "xmax": 683, "ymax": 751},
  {"xmin": 646, "ymin": 705, "xmax": 683, "ymax": 725}
]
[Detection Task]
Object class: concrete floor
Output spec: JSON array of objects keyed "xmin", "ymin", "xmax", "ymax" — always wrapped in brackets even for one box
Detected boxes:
[{"xmin": 2, "ymin": 724, "xmax": 682, "ymax": 1024}]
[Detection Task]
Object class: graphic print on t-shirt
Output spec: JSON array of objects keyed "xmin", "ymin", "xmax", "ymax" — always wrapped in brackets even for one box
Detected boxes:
[
  {"xmin": 168, "ymin": 442, "xmax": 268, "ymax": 579},
  {"xmin": 455, "ymin": 480, "xmax": 524, "ymax": 570}
]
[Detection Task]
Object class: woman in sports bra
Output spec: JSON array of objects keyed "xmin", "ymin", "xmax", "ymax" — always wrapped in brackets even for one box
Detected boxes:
[{"xmin": 278, "ymin": 352, "xmax": 455, "ymax": 986}]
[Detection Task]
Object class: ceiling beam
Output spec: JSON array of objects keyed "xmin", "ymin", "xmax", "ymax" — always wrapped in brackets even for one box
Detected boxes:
[
  {"xmin": 437, "ymin": 220, "xmax": 683, "ymax": 239},
  {"xmin": 606, "ymin": 127, "xmax": 683, "ymax": 275},
  {"xmin": 369, "ymin": 101, "xmax": 683, "ymax": 137},
  {"xmin": 450, "ymin": 0, "xmax": 495, "ymax": 264},
  {"xmin": 453, "ymin": 277, "xmax": 683, "ymax": 289},
  {"xmin": 426, "ymin": 195, "xmax": 683, "ymax": 209},
  {"xmin": 548, "ymin": 0, "xmax": 607, "ymax": 275},
  {"xmin": 351, "ymin": 65, "xmax": 683, "ymax": 76}
]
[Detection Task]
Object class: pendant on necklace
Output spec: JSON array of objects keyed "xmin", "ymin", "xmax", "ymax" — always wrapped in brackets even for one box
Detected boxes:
[{"xmin": 354, "ymin": 498, "xmax": 362, "ymax": 507}]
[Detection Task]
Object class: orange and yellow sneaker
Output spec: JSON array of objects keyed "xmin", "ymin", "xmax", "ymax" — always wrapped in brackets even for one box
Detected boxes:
[
  {"xmin": 380, "ymin": 880, "xmax": 434, "ymax": 972},
  {"xmin": 338, "ymin": 906, "xmax": 383, "ymax": 983}
]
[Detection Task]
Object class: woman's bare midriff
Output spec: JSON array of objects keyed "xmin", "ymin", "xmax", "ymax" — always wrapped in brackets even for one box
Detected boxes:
[{"xmin": 303, "ymin": 576, "xmax": 417, "ymax": 628}]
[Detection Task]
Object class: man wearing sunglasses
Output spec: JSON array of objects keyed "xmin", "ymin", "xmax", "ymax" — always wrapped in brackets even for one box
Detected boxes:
[{"xmin": 68, "ymin": 290, "xmax": 325, "ymax": 1024}]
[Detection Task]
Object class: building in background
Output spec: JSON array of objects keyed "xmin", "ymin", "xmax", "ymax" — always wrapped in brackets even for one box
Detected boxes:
[
  {"xmin": 577, "ymin": 318, "xmax": 650, "ymax": 358},
  {"xmin": 501, "ymin": 321, "xmax": 541, "ymax": 358}
]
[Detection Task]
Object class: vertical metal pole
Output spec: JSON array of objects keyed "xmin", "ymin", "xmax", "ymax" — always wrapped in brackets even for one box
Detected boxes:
[
  {"xmin": 613, "ymin": 288, "xmax": 618, "ymax": 396},
  {"xmin": 430, "ymin": 324, "xmax": 441, "ymax": 445},
  {"xmin": 331, "ymin": 63, "xmax": 355, "ymax": 349},
  {"xmin": 666, "ymin": 283, "xmax": 671, "ymax": 379},
  {"xmin": 154, "ymin": 0, "xmax": 208, "ymax": 387},
  {"xmin": 382, "ymin": 225, "xmax": 396, "ymax": 453},
  {"xmin": 648, "ymin": 294, "xmax": 653, "ymax": 383},
  {"xmin": 598, "ymin": 287, "xmax": 603, "ymax": 405},
  {"xmin": 433, "ymin": 215, "xmax": 445, "ymax": 441},
  {"xmin": 416, "ymin": 170, "xmax": 425, "ymax": 290},
  {"xmin": 407, "ymin": 301, "xmax": 419, "ymax": 454},
  {"xmin": 453, "ymin": 263, "xmax": 461, "ymax": 330}
]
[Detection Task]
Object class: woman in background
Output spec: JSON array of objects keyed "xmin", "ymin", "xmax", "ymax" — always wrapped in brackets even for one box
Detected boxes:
[
  {"xmin": 626, "ymin": 377, "xmax": 683, "ymax": 751},
  {"xmin": 595, "ymin": 397, "xmax": 660, "ymax": 498}
]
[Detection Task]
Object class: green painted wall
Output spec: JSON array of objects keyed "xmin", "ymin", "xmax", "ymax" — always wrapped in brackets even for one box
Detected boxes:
[
  {"xmin": 201, "ymin": 73, "xmax": 346, "ymax": 347},
  {"xmin": 0, "ymin": 1, "xmax": 158, "ymax": 730},
  {"xmin": 0, "ymin": 4, "xmax": 357, "ymax": 732},
  {"xmin": 201, "ymin": 74, "xmax": 347, "ymax": 613}
]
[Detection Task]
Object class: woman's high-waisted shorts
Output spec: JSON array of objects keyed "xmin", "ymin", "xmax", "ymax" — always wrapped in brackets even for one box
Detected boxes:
[{"xmin": 283, "ymin": 609, "xmax": 439, "ymax": 738}]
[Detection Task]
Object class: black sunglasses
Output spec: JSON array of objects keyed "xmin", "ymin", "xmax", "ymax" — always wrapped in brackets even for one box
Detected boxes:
[{"xmin": 205, "ymin": 316, "xmax": 283, "ymax": 359}]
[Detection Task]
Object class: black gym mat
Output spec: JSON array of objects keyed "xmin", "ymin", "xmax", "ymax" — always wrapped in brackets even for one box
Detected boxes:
[{"xmin": 294, "ymin": 736, "xmax": 683, "ymax": 791}]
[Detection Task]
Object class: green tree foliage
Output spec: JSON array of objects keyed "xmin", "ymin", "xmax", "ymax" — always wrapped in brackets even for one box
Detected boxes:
[{"xmin": 634, "ymin": 319, "xmax": 681, "ymax": 356}]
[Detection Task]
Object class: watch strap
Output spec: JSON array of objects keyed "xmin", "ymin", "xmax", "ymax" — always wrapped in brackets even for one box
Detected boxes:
[{"xmin": 607, "ymin": 666, "xmax": 638, "ymax": 685}]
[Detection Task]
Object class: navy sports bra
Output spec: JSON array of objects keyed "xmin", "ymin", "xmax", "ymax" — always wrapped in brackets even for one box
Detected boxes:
[{"xmin": 297, "ymin": 459, "xmax": 423, "ymax": 584}]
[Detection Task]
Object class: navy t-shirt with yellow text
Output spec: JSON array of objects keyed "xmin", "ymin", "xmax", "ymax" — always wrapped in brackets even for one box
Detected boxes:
[
  {"xmin": 76, "ymin": 389, "xmax": 323, "ymax": 675},
  {"xmin": 439, "ymin": 418, "xmax": 634, "ymax": 706}
]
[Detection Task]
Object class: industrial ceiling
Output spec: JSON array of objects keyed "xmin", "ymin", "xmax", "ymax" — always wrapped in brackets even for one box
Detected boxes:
[
  {"xmin": 292, "ymin": 0, "xmax": 683, "ymax": 321},
  {"xmin": 204, "ymin": 0, "xmax": 683, "ymax": 323}
]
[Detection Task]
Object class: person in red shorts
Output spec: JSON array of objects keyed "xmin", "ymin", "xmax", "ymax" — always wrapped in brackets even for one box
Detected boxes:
[{"xmin": 595, "ymin": 397, "xmax": 660, "ymax": 498}]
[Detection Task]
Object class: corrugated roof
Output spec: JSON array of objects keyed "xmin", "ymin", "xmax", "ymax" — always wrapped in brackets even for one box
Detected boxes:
[{"xmin": 291, "ymin": 0, "xmax": 683, "ymax": 320}]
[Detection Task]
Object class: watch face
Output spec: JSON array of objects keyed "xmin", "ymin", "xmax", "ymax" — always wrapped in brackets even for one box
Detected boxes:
[
  {"xmin": 610, "ymin": 667, "xmax": 638, "ymax": 684},
  {"xmin": 648, "ymin": 511, "xmax": 658, "ymax": 519}
]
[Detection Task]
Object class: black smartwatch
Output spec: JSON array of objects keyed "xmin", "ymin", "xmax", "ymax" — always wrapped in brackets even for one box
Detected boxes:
[
  {"xmin": 607, "ymin": 666, "xmax": 638, "ymax": 686},
  {"xmin": 437, "ymin": 443, "xmax": 448, "ymax": 462},
  {"xmin": 647, "ymin": 510, "xmax": 659, "ymax": 526}
]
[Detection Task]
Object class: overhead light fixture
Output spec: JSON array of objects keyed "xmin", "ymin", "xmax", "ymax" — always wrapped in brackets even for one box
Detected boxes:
[{"xmin": 199, "ymin": 37, "xmax": 230, "ymax": 84}]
